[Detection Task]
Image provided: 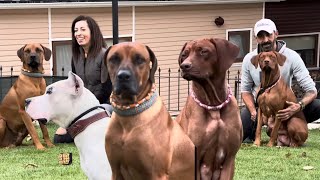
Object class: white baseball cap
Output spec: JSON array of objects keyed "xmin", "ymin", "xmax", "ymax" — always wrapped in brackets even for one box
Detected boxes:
[{"xmin": 254, "ymin": 18, "xmax": 277, "ymax": 36}]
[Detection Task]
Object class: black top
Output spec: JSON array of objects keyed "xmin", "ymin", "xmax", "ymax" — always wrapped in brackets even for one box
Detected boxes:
[{"xmin": 71, "ymin": 48, "xmax": 112, "ymax": 104}]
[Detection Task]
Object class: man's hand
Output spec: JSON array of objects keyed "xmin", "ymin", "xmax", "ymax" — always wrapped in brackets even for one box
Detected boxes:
[
  {"xmin": 277, "ymin": 101, "xmax": 301, "ymax": 121},
  {"xmin": 250, "ymin": 109, "xmax": 257, "ymax": 121}
]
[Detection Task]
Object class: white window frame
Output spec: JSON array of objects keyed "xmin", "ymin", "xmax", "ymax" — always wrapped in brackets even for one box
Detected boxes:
[{"xmin": 226, "ymin": 28, "xmax": 253, "ymax": 66}]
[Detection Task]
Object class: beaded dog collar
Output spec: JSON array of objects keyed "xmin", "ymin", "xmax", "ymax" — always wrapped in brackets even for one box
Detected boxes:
[
  {"xmin": 190, "ymin": 84, "xmax": 232, "ymax": 111},
  {"xmin": 110, "ymin": 84, "xmax": 158, "ymax": 116}
]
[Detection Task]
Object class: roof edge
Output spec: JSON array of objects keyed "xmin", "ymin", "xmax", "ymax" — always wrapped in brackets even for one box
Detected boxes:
[{"xmin": 0, "ymin": 0, "xmax": 286, "ymax": 9}]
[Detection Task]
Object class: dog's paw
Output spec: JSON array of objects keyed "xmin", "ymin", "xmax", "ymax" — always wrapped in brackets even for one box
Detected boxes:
[
  {"xmin": 47, "ymin": 142, "xmax": 55, "ymax": 148},
  {"xmin": 266, "ymin": 142, "xmax": 274, "ymax": 147},
  {"xmin": 5, "ymin": 144, "xmax": 16, "ymax": 149},
  {"xmin": 253, "ymin": 140, "xmax": 261, "ymax": 147},
  {"xmin": 35, "ymin": 145, "xmax": 46, "ymax": 150}
]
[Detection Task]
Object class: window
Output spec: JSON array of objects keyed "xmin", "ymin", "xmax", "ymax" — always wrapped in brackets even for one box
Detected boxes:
[
  {"xmin": 52, "ymin": 37, "xmax": 132, "ymax": 76},
  {"xmin": 227, "ymin": 30, "xmax": 251, "ymax": 62},
  {"xmin": 279, "ymin": 35, "xmax": 318, "ymax": 68}
]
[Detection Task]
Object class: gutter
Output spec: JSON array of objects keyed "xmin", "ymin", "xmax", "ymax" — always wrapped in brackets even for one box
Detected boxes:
[{"xmin": 0, "ymin": 0, "xmax": 286, "ymax": 9}]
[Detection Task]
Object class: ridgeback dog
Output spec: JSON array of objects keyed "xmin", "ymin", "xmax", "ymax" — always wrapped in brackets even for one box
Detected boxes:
[
  {"xmin": 176, "ymin": 38, "xmax": 243, "ymax": 180},
  {"xmin": 26, "ymin": 71, "xmax": 112, "ymax": 179},
  {"xmin": 251, "ymin": 51, "xmax": 308, "ymax": 147},
  {"xmin": 104, "ymin": 42, "xmax": 195, "ymax": 180},
  {"xmin": 0, "ymin": 43, "xmax": 53, "ymax": 150}
]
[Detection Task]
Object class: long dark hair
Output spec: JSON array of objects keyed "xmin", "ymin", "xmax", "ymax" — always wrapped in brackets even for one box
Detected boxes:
[{"xmin": 71, "ymin": 15, "xmax": 106, "ymax": 60}]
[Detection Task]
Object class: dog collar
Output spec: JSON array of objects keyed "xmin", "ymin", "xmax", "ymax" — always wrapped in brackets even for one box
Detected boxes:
[
  {"xmin": 190, "ymin": 84, "xmax": 232, "ymax": 111},
  {"xmin": 256, "ymin": 75, "xmax": 281, "ymax": 104},
  {"xmin": 67, "ymin": 106, "xmax": 110, "ymax": 138},
  {"xmin": 21, "ymin": 68, "xmax": 44, "ymax": 78},
  {"xmin": 67, "ymin": 110, "xmax": 110, "ymax": 138},
  {"xmin": 110, "ymin": 84, "xmax": 158, "ymax": 116}
]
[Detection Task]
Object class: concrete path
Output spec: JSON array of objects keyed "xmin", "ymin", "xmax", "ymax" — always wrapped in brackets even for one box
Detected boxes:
[{"xmin": 308, "ymin": 119, "xmax": 320, "ymax": 130}]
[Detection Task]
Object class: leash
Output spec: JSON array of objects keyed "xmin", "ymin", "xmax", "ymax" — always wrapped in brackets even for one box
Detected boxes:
[
  {"xmin": 66, "ymin": 105, "xmax": 110, "ymax": 138},
  {"xmin": 255, "ymin": 76, "xmax": 281, "ymax": 107},
  {"xmin": 68, "ymin": 106, "xmax": 106, "ymax": 128}
]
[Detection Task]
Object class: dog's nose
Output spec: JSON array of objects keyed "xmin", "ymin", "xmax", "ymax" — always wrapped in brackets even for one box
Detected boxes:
[
  {"xmin": 117, "ymin": 70, "xmax": 132, "ymax": 81},
  {"xmin": 25, "ymin": 99, "xmax": 31, "ymax": 108},
  {"xmin": 30, "ymin": 55, "xmax": 37, "ymax": 61},
  {"xmin": 264, "ymin": 59, "xmax": 270, "ymax": 64},
  {"xmin": 180, "ymin": 63, "xmax": 192, "ymax": 71}
]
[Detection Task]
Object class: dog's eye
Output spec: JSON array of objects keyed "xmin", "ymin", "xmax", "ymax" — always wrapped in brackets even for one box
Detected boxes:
[
  {"xmin": 134, "ymin": 55, "xmax": 145, "ymax": 65},
  {"xmin": 46, "ymin": 87, "xmax": 53, "ymax": 95},
  {"xmin": 25, "ymin": 49, "xmax": 31, "ymax": 54},
  {"xmin": 109, "ymin": 54, "xmax": 121, "ymax": 65},
  {"xmin": 180, "ymin": 51, "xmax": 189, "ymax": 59},
  {"xmin": 36, "ymin": 48, "xmax": 42, "ymax": 53},
  {"xmin": 200, "ymin": 49, "xmax": 208, "ymax": 56}
]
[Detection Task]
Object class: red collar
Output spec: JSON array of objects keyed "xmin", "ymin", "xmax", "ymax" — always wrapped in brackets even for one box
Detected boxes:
[{"xmin": 67, "ymin": 111, "xmax": 110, "ymax": 138}]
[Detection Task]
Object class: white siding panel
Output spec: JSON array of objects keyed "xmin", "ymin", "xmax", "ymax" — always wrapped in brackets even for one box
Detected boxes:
[
  {"xmin": 51, "ymin": 7, "xmax": 132, "ymax": 39},
  {"xmin": 135, "ymin": 3, "xmax": 263, "ymax": 112}
]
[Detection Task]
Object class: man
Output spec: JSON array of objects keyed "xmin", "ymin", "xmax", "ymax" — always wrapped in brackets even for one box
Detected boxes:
[{"xmin": 241, "ymin": 18, "xmax": 320, "ymax": 142}]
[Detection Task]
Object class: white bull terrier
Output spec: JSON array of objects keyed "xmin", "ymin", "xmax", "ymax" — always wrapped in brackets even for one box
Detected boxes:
[{"xmin": 25, "ymin": 71, "xmax": 111, "ymax": 180}]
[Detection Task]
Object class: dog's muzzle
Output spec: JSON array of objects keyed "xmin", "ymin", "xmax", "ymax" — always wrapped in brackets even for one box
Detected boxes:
[
  {"xmin": 28, "ymin": 54, "xmax": 40, "ymax": 68},
  {"xmin": 180, "ymin": 63, "xmax": 194, "ymax": 81},
  {"xmin": 114, "ymin": 69, "xmax": 138, "ymax": 95}
]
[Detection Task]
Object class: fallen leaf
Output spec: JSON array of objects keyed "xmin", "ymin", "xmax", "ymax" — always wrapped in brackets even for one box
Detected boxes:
[
  {"xmin": 303, "ymin": 166, "xmax": 314, "ymax": 171},
  {"xmin": 25, "ymin": 163, "xmax": 38, "ymax": 168},
  {"xmin": 301, "ymin": 152, "xmax": 307, "ymax": 157}
]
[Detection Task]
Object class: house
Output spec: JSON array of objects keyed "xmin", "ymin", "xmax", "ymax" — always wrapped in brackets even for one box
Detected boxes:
[
  {"xmin": 265, "ymin": 0, "xmax": 320, "ymax": 98},
  {"xmin": 266, "ymin": 0, "xmax": 320, "ymax": 77},
  {"xmin": 0, "ymin": 0, "xmax": 281, "ymax": 111}
]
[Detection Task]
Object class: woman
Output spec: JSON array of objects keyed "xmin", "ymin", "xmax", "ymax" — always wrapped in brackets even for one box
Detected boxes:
[{"xmin": 54, "ymin": 15, "xmax": 112, "ymax": 143}]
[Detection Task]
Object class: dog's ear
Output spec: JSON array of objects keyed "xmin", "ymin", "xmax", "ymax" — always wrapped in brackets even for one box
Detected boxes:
[
  {"xmin": 40, "ymin": 44, "xmax": 52, "ymax": 61},
  {"xmin": 101, "ymin": 46, "xmax": 112, "ymax": 82},
  {"xmin": 67, "ymin": 71, "xmax": 84, "ymax": 96},
  {"xmin": 146, "ymin": 45, "xmax": 158, "ymax": 84},
  {"xmin": 104, "ymin": 46, "xmax": 112, "ymax": 65},
  {"xmin": 17, "ymin": 44, "xmax": 27, "ymax": 62},
  {"xmin": 210, "ymin": 38, "xmax": 240, "ymax": 72},
  {"xmin": 251, "ymin": 54, "xmax": 260, "ymax": 69},
  {"xmin": 274, "ymin": 51, "xmax": 286, "ymax": 66},
  {"xmin": 178, "ymin": 42, "xmax": 187, "ymax": 65}
]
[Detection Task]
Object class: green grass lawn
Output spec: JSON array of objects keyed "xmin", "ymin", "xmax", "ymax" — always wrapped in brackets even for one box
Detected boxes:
[
  {"xmin": 235, "ymin": 128, "xmax": 320, "ymax": 180},
  {"xmin": 0, "ymin": 123, "xmax": 319, "ymax": 180}
]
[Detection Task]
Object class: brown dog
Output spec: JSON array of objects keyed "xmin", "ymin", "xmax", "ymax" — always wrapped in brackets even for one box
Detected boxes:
[
  {"xmin": 176, "ymin": 38, "xmax": 243, "ymax": 180},
  {"xmin": 251, "ymin": 51, "xmax": 308, "ymax": 147},
  {"xmin": 0, "ymin": 43, "xmax": 54, "ymax": 150},
  {"xmin": 104, "ymin": 42, "xmax": 195, "ymax": 180}
]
